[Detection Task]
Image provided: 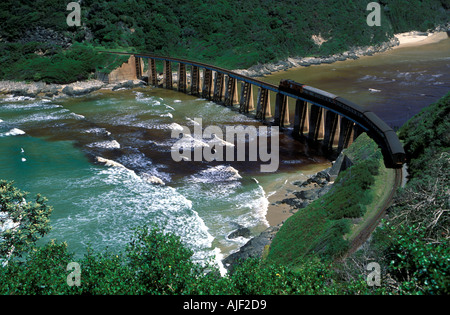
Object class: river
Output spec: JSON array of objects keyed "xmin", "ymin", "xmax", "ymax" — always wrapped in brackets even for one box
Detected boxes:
[{"xmin": 0, "ymin": 36, "xmax": 448, "ymax": 272}]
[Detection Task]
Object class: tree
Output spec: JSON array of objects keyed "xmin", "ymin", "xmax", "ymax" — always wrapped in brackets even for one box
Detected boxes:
[{"xmin": 0, "ymin": 180, "xmax": 53, "ymax": 262}]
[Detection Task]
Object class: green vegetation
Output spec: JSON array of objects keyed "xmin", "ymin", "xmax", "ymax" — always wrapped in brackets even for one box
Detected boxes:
[
  {"xmin": 0, "ymin": 185, "xmax": 371, "ymax": 294},
  {"xmin": 267, "ymin": 134, "xmax": 383, "ymax": 265},
  {"xmin": 0, "ymin": 42, "xmax": 129, "ymax": 84},
  {"xmin": 0, "ymin": 0, "xmax": 448, "ymax": 83},
  {"xmin": 340, "ymin": 93, "xmax": 450, "ymax": 295},
  {"xmin": 1, "ymin": 93, "xmax": 449, "ymax": 294}
]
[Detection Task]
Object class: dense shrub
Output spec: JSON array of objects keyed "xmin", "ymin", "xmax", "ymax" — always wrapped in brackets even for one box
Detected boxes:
[{"xmin": 1, "ymin": 0, "xmax": 448, "ymax": 74}]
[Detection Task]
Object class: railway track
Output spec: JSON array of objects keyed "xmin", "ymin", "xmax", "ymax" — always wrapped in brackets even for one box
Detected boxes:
[{"xmin": 345, "ymin": 167, "xmax": 403, "ymax": 257}]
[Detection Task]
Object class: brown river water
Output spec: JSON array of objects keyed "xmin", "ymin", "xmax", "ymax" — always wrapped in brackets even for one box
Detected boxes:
[{"xmin": 259, "ymin": 35, "xmax": 450, "ymax": 128}]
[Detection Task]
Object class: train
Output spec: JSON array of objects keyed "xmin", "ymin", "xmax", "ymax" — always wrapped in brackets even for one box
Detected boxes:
[{"xmin": 279, "ymin": 79, "xmax": 406, "ymax": 168}]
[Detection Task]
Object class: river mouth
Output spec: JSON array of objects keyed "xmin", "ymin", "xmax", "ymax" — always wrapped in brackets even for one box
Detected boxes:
[
  {"xmin": 258, "ymin": 36, "xmax": 450, "ymax": 128},
  {"xmin": 1, "ymin": 36, "xmax": 448, "ymax": 271},
  {"xmin": 0, "ymin": 87, "xmax": 329, "ymax": 272}
]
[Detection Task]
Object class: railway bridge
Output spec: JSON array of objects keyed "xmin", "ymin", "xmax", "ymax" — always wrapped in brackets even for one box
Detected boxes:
[{"xmin": 99, "ymin": 52, "xmax": 405, "ymax": 168}]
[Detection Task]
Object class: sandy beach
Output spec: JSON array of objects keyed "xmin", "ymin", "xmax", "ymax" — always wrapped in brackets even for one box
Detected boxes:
[
  {"xmin": 263, "ymin": 30, "xmax": 449, "ymax": 227},
  {"xmin": 263, "ymin": 161, "xmax": 332, "ymax": 227},
  {"xmin": 393, "ymin": 31, "xmax": 449, "ymax": 48}
]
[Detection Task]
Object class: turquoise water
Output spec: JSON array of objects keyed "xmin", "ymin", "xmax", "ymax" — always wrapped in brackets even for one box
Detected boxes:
[
  {"xmin": 0, "ymin": 89, "xmax": 322, "ymax": 272},
  {"xmin": 2, "ymin": 38, "xmax": 447, "ymax": 271}
]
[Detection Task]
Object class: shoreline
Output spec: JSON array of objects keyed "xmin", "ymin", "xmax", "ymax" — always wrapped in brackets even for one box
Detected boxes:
[
  {"xmin": 233, "ymin": 29, "xmax": 449, "ymax": 78},
  {"xmin": 0, "ymin": 79, "xmax": 146, "ymax": 100},
  {"xmin": 223, "ymin": 154, "xmax": 347, "ymax": 271},
  {"xmin": 1, "ymin": 28, "xmax": 448, "ymax": 99}
]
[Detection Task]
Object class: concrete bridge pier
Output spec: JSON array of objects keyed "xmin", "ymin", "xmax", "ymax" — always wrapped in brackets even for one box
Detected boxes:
[
  {"xmin": 239, "ymin": 82, "xmax": 254, "ymax": 113},
  {"xmin": 148, "ymin": 58, "xmax": 158, "ymax": 86},
  {"xmin": 224, "ymin": 76, "xmax": 239, "ymax": 107},
  {"xmin": 308, "ymin": 105, "xmax": 325, "ymax": 142},
  {"xmin": 274, "ymin": 93, "xmax": 290, "ymax": 127},
  {"xmin": 338, "ymin": 117, "xmax": 355, "ymax": 151},
  {"xmin": 293, "ymin": 99, "xmax": 309, "ymax": 138},
  {"xmin": 322, "ymin": 110, "xmax": 340, "ymax": 151},
  {"xmin": 202, "ymin": 68, "xmax": 213, "ymax": 100},
  {"xmin": 163, "ymin": 60, "xmax": 173, "ymax": 89},
  {"xmin": 135, "ymin": 57, "xmax": 143, "ymax": 79},
  {"xmin": 178, "ymin": 63, "xmax": 187, "ymax": 93},
  {"xmin": 213, "ymin": 72, "xmax": 225, "ymax": 104},
  {"xmin": 255, "ymin": 87, "xmax": 271, "ymax": 121},
  {"xmin": 190, "ymin": 65, "xmax": 200, "ymax": 96}
]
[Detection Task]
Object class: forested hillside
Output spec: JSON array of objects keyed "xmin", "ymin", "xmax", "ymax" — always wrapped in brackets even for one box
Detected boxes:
[{"xmin": 0, "ymin": 0, "xmax": 448, "ymax": 83}]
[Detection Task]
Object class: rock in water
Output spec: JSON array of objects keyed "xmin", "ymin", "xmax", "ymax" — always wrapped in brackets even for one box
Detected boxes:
[{"xmin": 228, "ymin": 227, "xmax": 251, "ymax": 239}]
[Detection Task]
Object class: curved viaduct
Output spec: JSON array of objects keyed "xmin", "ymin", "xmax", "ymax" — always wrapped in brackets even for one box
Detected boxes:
[{"xmin": 99, "ymin": 52, "xmax": 405, "ymax": 169}]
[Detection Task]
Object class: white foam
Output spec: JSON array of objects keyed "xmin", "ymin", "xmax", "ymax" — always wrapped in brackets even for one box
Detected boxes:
[
  {"xmin": 0, "ymin": 128, "xmax": 26, "ymax": 137},
  {"xmin": 167, "ymin": 122, "xmax": 184, "ymax": 131},
  {"xmin": 160, "ymin": 113, "xmax": 173, "ymax": 118},
  {"xmin": 82, "ymin": 128, "xmax": 111, "ymax": 136},
  {"xmin": 71, "ymin": 113, "xmax": 85, "ymax": 119},
  {"xmin": 174, "ymin": 100, "xmax": 182, "ymax": 103},
  {"xmin": 96, "ymin": 156, "xmax": 126, "ymax": 168},
  {"xmin": 207, "ymin": 134, "xmax": 235, "ymax": 147},
  {"xmin": 191, "ymin": 165, "xmax": 242, "ymax": 183},
  {"xmin": 175, "ymin": 134, "xmax": 210, "ymax": 149},
  {"xmin": 2, "ymin": 95, "xmax": 35, "ymax": 102},
  {"xmin": 88, "ymin": 140, "xmax": 121, "ymax": 149},
  {"xmin": 141, "ymin": 173, "xmax": 165, "ymax": 185},
  {"xmin": 186, "ymin": 117, "xmax": 200, "ymax": 126}
]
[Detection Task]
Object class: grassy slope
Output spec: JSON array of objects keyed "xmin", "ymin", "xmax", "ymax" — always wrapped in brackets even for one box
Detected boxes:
[{"xmin": 266, "ymin": 133, "xmax": 388, "ymax": 267}]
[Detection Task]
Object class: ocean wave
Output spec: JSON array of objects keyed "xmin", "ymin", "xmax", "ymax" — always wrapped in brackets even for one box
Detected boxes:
[
  {"xmin": 0, "ymin": 101, "xmax": 63, "ymax": 110},
  {"xmin": 87, "ymin": 140, "xmax": 121, "ymax": 149},
  {"xmin": 0, "ymin": 128, "xmax": 26, "ymax": 137},
  {"xmin": 167, "ymin": 122, "xmax": 185, "ymax": 131},
  {"xmin": 1, "ymin": 95, "xmax": 35, "ymax": 102},
  {"xmin": 160, "ymin": 113, "xmax": 173, "ymax": 119},
  {"xmin": 96, "ymin": 156, "xmax": 126, "ymax": 168},
  {"xmin": 190, "ymin": 165, "xmax": 242, "ymax": 183},
  {"xmin": 82, "ymin": 127, "xmax": 112, "ymax": 136},
  {"xmin": 50, "ymin": 163, "xmax": 216, "ymax": 264}
]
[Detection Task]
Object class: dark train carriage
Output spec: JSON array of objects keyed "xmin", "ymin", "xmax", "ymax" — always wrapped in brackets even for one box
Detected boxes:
[
  {"xmin": 384, "ymin": 130, "xmax": 406, "ymax": 167},
  {"xmin": 276, "ymin": 79, "xmax": 405, "ymax": 169},
  {"xmin": 279, "ymin": 79, "xmax": 304, "ymax": 94},
  {"xmin": 335, "ymin": 97, "xmax": 369, "ymax": 118},
  {"xmin": 302, "ymin": 85, "xmax": 338, "ymax": 104},
  {"xmin": 363, "ymin": 111, "xmax": 393, "ymax": 133}
]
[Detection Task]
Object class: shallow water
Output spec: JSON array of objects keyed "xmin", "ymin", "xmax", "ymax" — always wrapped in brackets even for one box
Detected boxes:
[
  {"xmin": 0, "ymin": 88, "xmax": 326, "ymax": 273},
  {"xmin": 0, "ymin": 37, "xmax": 448, "ymax": 271},
  {"xmin": 259, "ymin": 37, "xmax": 450, "ymax": 128}
]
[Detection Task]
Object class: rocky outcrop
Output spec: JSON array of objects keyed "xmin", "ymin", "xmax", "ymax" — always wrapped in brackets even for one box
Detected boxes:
[
  {"xmin": 0, "ymin": 79, "xmax": 146, "ymax": 99},
  {"xmin": 222, "ymin": 152, "xmax": 354, "ymax": 271},
  {"xmin": 222, "ymin": 225, "xmax": 280, "ymax": 272},
  {"xmin": 19, "ymin": 26, "xmax": 72, "ymax": 49},
  {"xmin": 234, "ymin": 37, "xmax": 400, "ymax": 77}
]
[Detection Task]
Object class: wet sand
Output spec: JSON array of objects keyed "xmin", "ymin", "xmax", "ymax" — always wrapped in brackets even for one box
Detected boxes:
[{"xmin": 259, "ymin": 161, "xmax": 332, "ymax": 227}]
